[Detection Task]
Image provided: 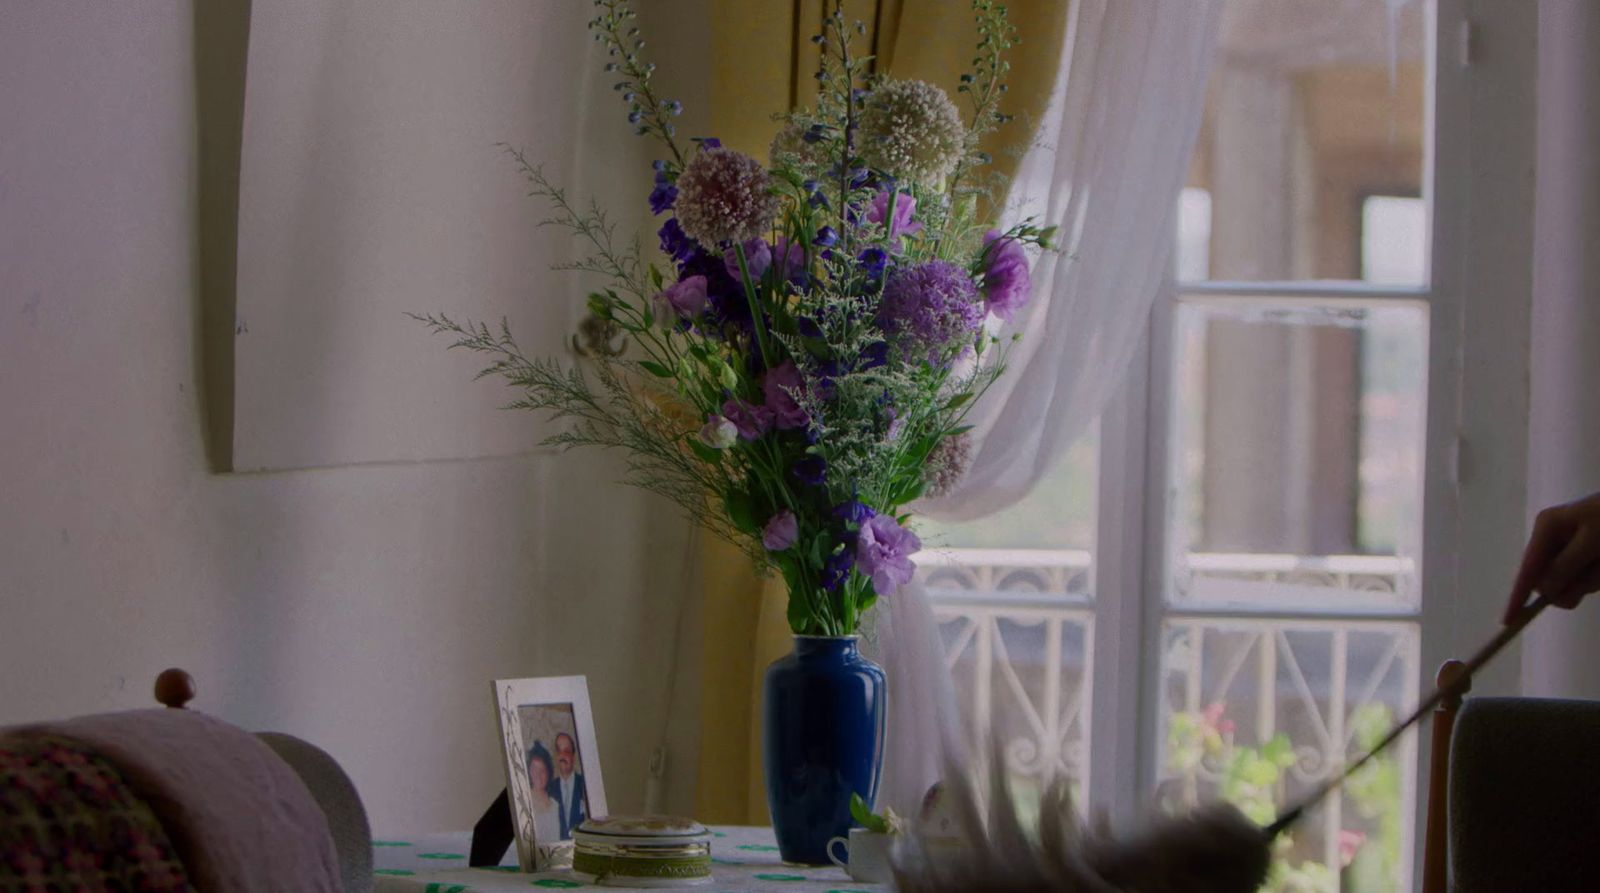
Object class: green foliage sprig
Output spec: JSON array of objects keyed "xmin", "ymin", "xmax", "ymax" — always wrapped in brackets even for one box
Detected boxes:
[{"xmin": 419, "ymin": 0, "xmax": 1051, "ymax": 636}]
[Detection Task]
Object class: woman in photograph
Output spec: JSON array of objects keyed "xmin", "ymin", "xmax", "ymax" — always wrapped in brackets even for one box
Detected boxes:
[{"xmin": 524, "ymin": 741, "xmax": 562, "ymax": 844}]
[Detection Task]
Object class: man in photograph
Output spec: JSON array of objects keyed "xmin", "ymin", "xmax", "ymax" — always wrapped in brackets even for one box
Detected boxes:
[{"xmin": 547, "ymin": 731, "xmax": 588, "ymax": 839}]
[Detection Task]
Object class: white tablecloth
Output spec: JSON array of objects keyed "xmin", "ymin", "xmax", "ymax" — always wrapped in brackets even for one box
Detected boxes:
[{"xmin": 372, "ymin": 825, "xmax": 887, "ymax": 892}]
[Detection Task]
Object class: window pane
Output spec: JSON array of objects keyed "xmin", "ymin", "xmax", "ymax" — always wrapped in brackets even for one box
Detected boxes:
[
  {"xmin": 1177, "ymin": 187, "xmax": 1213, "ymax": 282},
  {"xmin": 1361, "ymin": 196, "xmax": 1427, "ymax": 286},
  {"xmin": 1167, "ymin": 300, "xmax": 1426, "ymax": 611},
  {"xmin": 937, "ymin": 608, "xmax": 1094, "ymax": 815},
  {"xmin": 916, "ymin": 427, "xmax": 1097, "ymax": 552},
  {"xmin": 1159, "ymin": 618, "xmax": 1418, "ymax": 892},
  {"xmin": 1182, "ymin": 0, "xmax": 1428, "ymax": 283}
]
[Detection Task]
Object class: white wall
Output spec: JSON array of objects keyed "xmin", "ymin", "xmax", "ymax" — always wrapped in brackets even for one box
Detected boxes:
[{"xmin": 0, "ymin": 1, "xmax": 708, "ymax": 832}]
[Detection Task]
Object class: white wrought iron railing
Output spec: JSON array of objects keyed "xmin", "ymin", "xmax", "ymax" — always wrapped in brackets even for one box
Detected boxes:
[{"xmin": 916, "ymin": 547, "xmax": 1419, "ymax": 889}]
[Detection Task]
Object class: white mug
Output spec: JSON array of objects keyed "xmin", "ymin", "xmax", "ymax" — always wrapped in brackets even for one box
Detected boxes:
[{"xmin": 826, "ymin": 827, "xmax": 892, "ymax": 883}]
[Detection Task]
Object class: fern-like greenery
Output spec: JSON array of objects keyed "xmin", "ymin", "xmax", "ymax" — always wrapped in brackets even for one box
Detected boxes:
[{"xmin": 417, "ymin": 0, "xmax": 1053, "ymax": 636}]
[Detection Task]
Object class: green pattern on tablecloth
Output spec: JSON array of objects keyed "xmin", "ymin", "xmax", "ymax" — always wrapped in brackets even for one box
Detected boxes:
[
  {"xmin": 374, "ymin": 841, "xmax": 414, "ymax": 847},
  {"xmin": 371, "ymin": 826, "xmax": 885, "ymax": 892}
]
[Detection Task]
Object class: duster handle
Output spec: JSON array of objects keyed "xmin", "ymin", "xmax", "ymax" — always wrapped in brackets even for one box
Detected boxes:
[{"xmin": 1265, "ymin": 594, "xmax": 1553, "ymax": 839}]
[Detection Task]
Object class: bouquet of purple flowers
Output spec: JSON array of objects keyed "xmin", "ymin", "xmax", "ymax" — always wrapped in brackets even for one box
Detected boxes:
[{"xmin": 419, "ymin": 0, "xmax": 1053, "ymax": 636}]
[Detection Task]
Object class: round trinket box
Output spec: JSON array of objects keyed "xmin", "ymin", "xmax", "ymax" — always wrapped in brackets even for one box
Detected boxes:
[{"xmin": 572, "ymin": 815, "xmax": 713, "ymax": 887}]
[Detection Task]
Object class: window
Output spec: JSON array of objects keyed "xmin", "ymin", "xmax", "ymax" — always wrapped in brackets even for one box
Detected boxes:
[{"xmin": 915, "ymin": 0, "xmax": 1477, "ymax": 889}]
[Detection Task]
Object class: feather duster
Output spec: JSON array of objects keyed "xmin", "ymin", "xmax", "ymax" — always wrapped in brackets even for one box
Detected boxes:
[
  {"xmin": 891, "ymin": 594, "xmax": 1553, "ymax": 892},
  {"xmin": 891, "ymin": 753, "xmax": 1271, "ymax": 893}
]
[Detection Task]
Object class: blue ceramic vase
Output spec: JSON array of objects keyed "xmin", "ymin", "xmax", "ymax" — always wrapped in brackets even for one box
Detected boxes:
[{"xmin": 762, "ymin": 635, "xmax": 887, "ymax": 865}]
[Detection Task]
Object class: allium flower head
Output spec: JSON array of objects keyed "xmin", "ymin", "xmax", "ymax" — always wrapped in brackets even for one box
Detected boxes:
[
  {"xmin": 878, "ymin": 259, "xmax": 986, "ymax": 362},
  {"xmin": 859, "ymin": 79, "xmax": 966, "ymax": 185},
  {"xmin": 769, "ymin": 118, "xmax": 830, "ymax": 175},
  {"xmin": 675, "ymin": 147, "xmax": 780, "ymax": 247},
  {"xmin": 924, "ymin": 432, "xmax": 973, "ymax": 498}
]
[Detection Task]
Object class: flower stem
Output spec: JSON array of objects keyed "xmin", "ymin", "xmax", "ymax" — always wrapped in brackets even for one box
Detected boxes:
[{"xmin": 733, "ymin": 243, "xmax": 774, "ymax": 369}]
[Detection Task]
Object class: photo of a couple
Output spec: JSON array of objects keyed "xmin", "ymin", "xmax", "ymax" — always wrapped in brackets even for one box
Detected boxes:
[{"xmin": 518, "ymin": 704, "xmax": 589, "ymax": 842}]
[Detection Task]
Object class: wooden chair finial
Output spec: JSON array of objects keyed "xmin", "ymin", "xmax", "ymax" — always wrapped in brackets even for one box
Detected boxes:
[
  {"xmin": 153, "ymin": 668, "xmax": 196, "ymax": 709},
  {"xmin": 1436, "ymin": 658, "xmax": 1471, "ymax": 706},
  {"xmin": 1423, "ymin": 658, "xmax": 1471, "ymax": 893}
]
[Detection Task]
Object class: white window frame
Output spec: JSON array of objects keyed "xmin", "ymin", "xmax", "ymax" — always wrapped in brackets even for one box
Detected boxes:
[{"xmin": 1082, "ymin": 2, "xmax": 1538, "ymax": 889}]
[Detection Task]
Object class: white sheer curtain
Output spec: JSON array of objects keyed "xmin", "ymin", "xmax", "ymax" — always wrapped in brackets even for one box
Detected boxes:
[{"xmin": 867, "ymin": 0, "xmax": 1226, "ymax": 815}]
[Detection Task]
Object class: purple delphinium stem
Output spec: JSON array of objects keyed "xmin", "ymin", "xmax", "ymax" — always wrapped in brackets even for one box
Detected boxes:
[
  {"xmin": 830, "ymin": 3, "xmax": 857, "ymax": 256},
  {"xmin": 591, "ymin": 0, "xmax": 685, "ymax": 168}
]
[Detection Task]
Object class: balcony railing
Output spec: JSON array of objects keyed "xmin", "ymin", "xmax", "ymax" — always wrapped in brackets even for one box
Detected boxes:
[{"xmin": 917, "ymin": 546, "xmax": 1418, "ymax": 889}]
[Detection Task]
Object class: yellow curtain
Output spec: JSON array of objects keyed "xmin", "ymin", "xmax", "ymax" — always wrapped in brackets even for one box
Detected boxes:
[{"xmin": 694, "ymin": 0, "xmax": 1070, "ymax": 824}]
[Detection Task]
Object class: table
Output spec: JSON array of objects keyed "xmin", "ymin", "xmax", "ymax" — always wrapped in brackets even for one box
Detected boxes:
[{"xmin": 372, "ymin": 825, "xmax": 887, "ymax": 892}]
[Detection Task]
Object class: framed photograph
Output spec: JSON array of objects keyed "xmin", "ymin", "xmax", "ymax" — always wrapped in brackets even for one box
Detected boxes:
[{"xmin": 493, "ymin": 676, "xmax": 608, "ymax": 870}]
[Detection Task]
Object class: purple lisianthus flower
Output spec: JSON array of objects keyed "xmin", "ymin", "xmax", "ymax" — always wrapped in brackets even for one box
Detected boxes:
[
  {"xmin": 680, "ymin": 249, "xmax": 749, "ymax": 333},
  {"xmin": 878, "ymin": 259, "xmax": 986, "ymax": 362},
  {"xmin": 723, "ymin": 237, "xmax": 772, "ymax": 282},
  {"xmin": 821, "ymin": 547, "xmax": 855, "ymax": 592},
  {"xmin": 771, "ymin": 236, "xmax": 807, "ymax": 284},
  {"xmin": 653, "ymin": 274, "xmax": 708, "ymax": 320},
  {"xmin": 649, "ymin": 171, "xmax": 678, "ymax": 215},
  {"xmin": 762, "ymin": 509, "xmax": 799, "ymax": 551},
  {"xmin": 832, "ymin": 499, "xmax": 878, "ymax": 525},
  {"xmin": 699, "ymin": 414, "xmax": 739, "ymax": 449},
  {"xmin": 721, "ymin": 398, "xmax": 773, "ymax": 441},
  {"xmin": 762, "ymin": 361, "xmax": 809, "ymax": 430},
  {"xmin": 867, "ymin": 190, "xmax": 923, "ymax": 248},
  {"xmin": 981, "ymin": 230, "xmax": 1032, "ymax": 322},
  {"xmin": 792, "ymin": 455, "xmax": 827, "ymax": 486},
  {"xmin": 855, "ymin": 514, "xmax": 922, "ymax": 596},
  {"xmin": 659, "ymin": 218, "xmax": 695, "ymax": 265}
]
